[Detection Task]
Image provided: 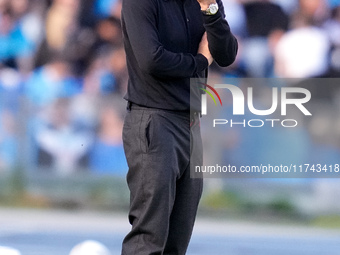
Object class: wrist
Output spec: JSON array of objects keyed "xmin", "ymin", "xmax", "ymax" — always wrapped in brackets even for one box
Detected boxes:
[
  {"xmin": 200, "ymin": 4, "xmax": 210, "ymax": 11},
  {"xmin": 199, "ymin": 1, "xmax": 216, "ymax": 11}
]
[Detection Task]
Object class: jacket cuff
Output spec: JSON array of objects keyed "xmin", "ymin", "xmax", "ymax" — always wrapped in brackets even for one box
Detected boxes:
[
  {"xmin": 195, "ymin": 54, "xmax": 209, "ymax": 73},
  {"xmin": 202, "ymin": 9, "xmax": 223, "ymax": 24}
]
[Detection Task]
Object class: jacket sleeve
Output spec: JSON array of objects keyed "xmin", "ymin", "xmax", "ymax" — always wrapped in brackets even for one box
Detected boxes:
[
  {"xmin": 122, "ymin": 0, "xmax": 209, "ymax": 78},
  {"xmin": 202, "ymin": 0, "xmax": 238, "ymax": 67}
]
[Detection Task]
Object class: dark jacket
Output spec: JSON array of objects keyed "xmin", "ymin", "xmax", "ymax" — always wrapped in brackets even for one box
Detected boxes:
[{"xmin": 122, "ymin": 0, "xmax": 238, "ymax": 111}]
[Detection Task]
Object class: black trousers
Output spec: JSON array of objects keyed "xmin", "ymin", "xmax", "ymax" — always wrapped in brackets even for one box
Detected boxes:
[{"xmin": 121, "ymin": 103, "xmax": 203, "ymax": 255}]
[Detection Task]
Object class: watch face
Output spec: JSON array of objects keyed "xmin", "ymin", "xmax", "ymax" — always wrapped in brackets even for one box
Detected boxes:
[{"xmin": 209, "ymin": 4, "xmax": 218, "ymax": 14}]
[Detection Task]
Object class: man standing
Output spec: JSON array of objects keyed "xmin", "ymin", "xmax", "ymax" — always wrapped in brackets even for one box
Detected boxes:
[{"xmin": 121, "ymin": 0, "xmax": 238, "ymax": 254}]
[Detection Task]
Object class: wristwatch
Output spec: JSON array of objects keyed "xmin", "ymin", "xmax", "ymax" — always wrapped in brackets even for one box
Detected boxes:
[{"xmin": 201, "ymin": 3, "xmax": 219, "ymax": 15}]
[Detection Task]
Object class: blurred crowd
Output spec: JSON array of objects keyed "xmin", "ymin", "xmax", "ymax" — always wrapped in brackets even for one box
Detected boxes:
[
  {"xmin": 0, "ymin": 0, "xmax": 340, "ymax": 175},
  {"xmin": 0, "ymin": 0, "xmax": 127, "ymax": 174},
  {"xmin": 222, "ymin": 0, "xmax": 340, "ymax": 78}
]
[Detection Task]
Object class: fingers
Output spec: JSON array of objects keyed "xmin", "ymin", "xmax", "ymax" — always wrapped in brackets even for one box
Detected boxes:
[{"xmin": 198, "ymin": 32, "xmax": 213, "ymax": 66}]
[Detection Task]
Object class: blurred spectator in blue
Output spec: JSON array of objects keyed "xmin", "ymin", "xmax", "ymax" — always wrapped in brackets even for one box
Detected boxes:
[
  {"xmin": 24, "ymin": 56, "xmax": 81, "ymax": 107},
  {"xmin": 83, "ymin": 46, "xmax": 127, "ymax": 96},
  {"xmin": 24, "ymin": 56, "xmax": 83, "ymax": 172},
  {"xmin": 9, "ymin": 0, "xmax": 44, "ymax": 69},
  {"xmin": 33, "ymin": 97, "xmax": 93, "ymax": 175},
  {"xmin": 89, "ymin": 98, "xmax": 127, "ymax": 175},
  {"xmin": 83, "ymin": 49, "xmax": 118, "ymax": 95},
  {"xmin": 0, "ymin": 7, "xmax": 29, "ymax": 67},
  {"xmin": 94, "ymin": 0, "xmax": 118, "ymax": 18},
  {"xmin": 0, "ymin": 0, "xmax": 44, "ymax": 70},
  {"xmin": 81, "ymin": 16, "xmax": 124, "ymax": 93}
]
